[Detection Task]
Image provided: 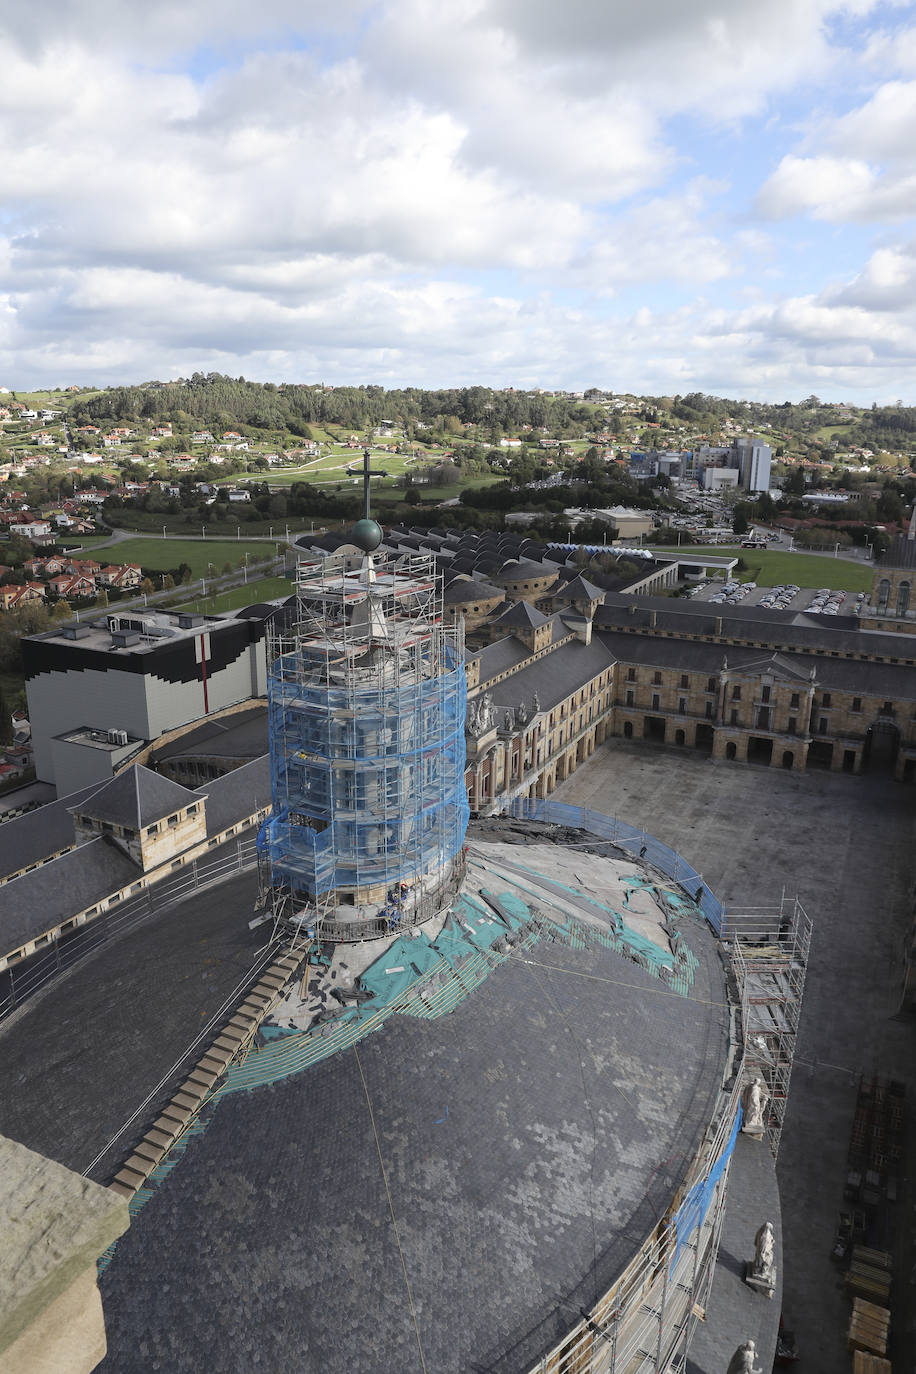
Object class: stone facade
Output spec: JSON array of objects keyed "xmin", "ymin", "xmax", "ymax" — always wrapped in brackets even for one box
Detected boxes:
[
  {"xmin": 463, "ymin": 579, "xmax": 916, "ymax": 806},
  {"xmin": 860, "ymin": 519, "xmax": 916, "ymax": 634},
  {"xmin": 0, "ymin": 1133, "xmax": 129, "ymax": 1373}
]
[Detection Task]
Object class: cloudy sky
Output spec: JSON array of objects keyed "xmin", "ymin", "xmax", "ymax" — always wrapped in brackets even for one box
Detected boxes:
[{"xmin": 1, "ymin": 0, "xmax": 915, "ymax": 399}]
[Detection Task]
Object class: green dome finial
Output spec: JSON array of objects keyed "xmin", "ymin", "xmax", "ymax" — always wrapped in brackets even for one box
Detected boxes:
[{"xmin": 351, "ymin": 518, "xmax": 383, "ymax": 553}]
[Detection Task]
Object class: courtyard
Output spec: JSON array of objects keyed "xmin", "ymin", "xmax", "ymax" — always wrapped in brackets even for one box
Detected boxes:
[{"xmin": 552, "ymin": 738, "xmax": 916, "ymax": 1372}]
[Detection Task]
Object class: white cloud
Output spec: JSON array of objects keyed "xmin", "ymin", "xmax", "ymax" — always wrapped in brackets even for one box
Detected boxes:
[
  {"xmin": 830, "ymin": 79, "xmax": 916, "ymax": 161},
  {"xmin": 756, "ymin": 154, "xmax": 878, "ymax": 219},
  {"xmin": 755, "ymin": 74, "xmax": 916, "ymax": 223},
  {"xmin": 0, "ymin": 0, "xmax": 365, "ymax": 62},
  {"xmin": 0, "ymin": 0, "xmax": 911, "ymax": 400}
]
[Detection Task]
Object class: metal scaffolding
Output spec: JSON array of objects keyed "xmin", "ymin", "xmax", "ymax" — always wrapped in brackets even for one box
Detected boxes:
[
  {"xmin": 258, "ymin": 550, "xmax": 469, "ymax": 942},
  {"xmin": 722, "ymin": 894, "xmax": 812, "ymax": 1159}
]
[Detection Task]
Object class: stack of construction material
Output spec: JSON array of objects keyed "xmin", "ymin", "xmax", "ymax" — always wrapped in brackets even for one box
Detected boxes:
[
  {"xmin": 844, "ymin": 1245, "xmax": 892, "ymax": 1305},
  {"xmin": 848, "ymin": 1296, "xmax": 890, "ymax": 1360}
]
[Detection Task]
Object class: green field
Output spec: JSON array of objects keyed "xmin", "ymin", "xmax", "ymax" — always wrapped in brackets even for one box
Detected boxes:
[
  {"xmin": 5, "ymin": 388, "xmax": 103, "ymax": 408},
  {"xmin": 82, "ymin": 536, "xmax": 283, "ymax": 578},
  {"xmin": 814, "ymin": 422, "xmax": 855, "ymax": 440},
  {"xmin": 176, "ymin": 575, "xmax": 292, "ymax": 614},
  {"xmin": 654, "ymin": 545, "xmax": 873, "ymax": 591},
  {"xmin": 211, "ymin": 448, "xmax": 421, "ymax": 486}
]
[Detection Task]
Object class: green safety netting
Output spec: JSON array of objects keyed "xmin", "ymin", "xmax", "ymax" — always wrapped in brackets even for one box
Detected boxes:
[
  {"xmin": 430, "ymin": 915, "xmax": 481, "ymax": 967},
  {"xmin": 357, "ymin": 931, "xmax": 445, "ymax": 1005},
  {"xmin": 480, "ymin": 888, "xmax": 534, "ymax": 930},
  {"xmin": 449, "ymin": 894, "xmax": 512, "ymax": 950}
]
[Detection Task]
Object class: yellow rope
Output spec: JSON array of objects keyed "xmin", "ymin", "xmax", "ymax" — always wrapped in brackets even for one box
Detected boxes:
[{"xmin": 353, "ymin": 1045, "xmax": 429, "ymax": 1374}]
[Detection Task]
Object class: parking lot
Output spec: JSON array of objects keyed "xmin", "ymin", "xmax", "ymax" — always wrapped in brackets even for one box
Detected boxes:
[
  {"xmin": 550, "ymin": 740, "xmax": 916, "ymax": 1373},
  {"xmin": 689, "ymin": 578, "xmax": 868, "ymax": 615}
]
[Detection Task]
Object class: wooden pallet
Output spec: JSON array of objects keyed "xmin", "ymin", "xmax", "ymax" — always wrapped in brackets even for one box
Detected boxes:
[
  {"xmin": 849, "ymin": 1296, "xmax": 890, "ymax": 1357},
  {"xmin": 852, "ymin": 1246, "xmax": 892, "ymax": 1272},
  {"xmin": 845, "ymin": 1263, "xmax": 892, "ymax": 1304},
  {"xmin": 853, "ymin": 1352, "xmax": 891, "ymax": 1374}
]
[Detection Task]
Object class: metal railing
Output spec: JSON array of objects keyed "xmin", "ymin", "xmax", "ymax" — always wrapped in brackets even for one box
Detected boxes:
[
  {"xmin": 0, "ymin": 835, "xmax": 258, "ymax": 1025},
  {"xmin": 505, "ymin": 798, "xmax": 726, "ymax": 935}
]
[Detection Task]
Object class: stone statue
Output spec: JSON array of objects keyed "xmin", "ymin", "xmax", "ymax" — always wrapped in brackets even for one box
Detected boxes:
[
  {"xmin": 466, "ymin": 700, "xmax": 479, "ymax": 734},
  {"xmin": 478, "ymin": 692, "xmax": 495, "ymax": 732},
  {"xmin": 745, "ymin": 1220, "xmax": 776, "ymax": 1297},
  {"xmin": 755, "ymin": 1221, "xmax": 775, "ymax": 1274},
  {"xmin": 503, "ymin": 710, "xmax": 513, "ymax": 733},
  {"xmin": 532, "ymin": 691, "xmax": 540, "ymax": 713},
  {"xmin": 516, "ymin": 701, "xmax": 530, "ymax": 727},
  {"xmin": 726, "ymin": 1341, "xmax": 762, "ymax": 1374},
  {"xmin": 742, "ymin": 1074, "xmax": 769, "ymax": 1137}
]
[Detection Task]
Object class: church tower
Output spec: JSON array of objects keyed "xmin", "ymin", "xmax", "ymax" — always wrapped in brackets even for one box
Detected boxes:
[{"xmin": 258, "ymin": 458, "xmax": 468, "ymax": 941}]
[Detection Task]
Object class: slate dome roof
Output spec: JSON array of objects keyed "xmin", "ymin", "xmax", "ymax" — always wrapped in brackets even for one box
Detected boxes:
[{"xmin": 97, "ymin": 824, "xmax": 731, "ymax": 1374}]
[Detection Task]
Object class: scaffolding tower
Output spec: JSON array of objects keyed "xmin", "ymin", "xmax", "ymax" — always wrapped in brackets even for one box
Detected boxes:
[
  {"xmin": 722, "ymin": 894, "xmax": 812, "ymax": 1158},
  {"xmin": 258, "ymin": 549, "xmax": 469, "ymax": 943}
]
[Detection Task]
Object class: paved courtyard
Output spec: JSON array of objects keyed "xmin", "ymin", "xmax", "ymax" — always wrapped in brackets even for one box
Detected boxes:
[{"xmin": 552, "ymin": 739, "xmax": 916, "ymax": 1372}]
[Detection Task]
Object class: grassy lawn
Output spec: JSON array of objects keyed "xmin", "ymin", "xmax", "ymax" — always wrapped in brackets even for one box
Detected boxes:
[
  {"xmin": 238, "ymin": 450, "xmax": 420, "ymax": 485},
  {"xmin": 815, "ymin": 422, "xmax": 855, "ymax": 440},
  {"xmin": 85, "ymin": 537, "xmax": 283, "ymax": 578},
  {"xmin": 653, "ymin": 545, "xmax": 874, "ymax": 591},
  {"xmin": 176, "ymin": 575, "xmax": 292, "ymax": 614}
]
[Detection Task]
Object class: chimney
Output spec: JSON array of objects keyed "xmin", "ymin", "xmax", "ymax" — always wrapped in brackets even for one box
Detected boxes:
[
  {"xmin": 649, "ymin": 610, "xmax": 657, "ymax": 628},
  {"xmin": 715, "ymin": 616, "xmax": 723, "ymax": 635}
]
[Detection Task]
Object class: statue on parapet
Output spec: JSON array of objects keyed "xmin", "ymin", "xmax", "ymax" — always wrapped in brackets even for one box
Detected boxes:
[
  {"xmin": 742, "ymin": 1073, "xmax": 769, "ymax": 1138},
  {"xmin": 726, "ymin": 1340, "xmax": 762, "ymax": 1374},
  {"xmin": 744, "ymin": 1219, "xmax": 776, "ymax": 1298}
]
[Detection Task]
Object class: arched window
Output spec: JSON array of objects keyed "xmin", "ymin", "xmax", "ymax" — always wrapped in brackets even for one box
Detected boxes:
[
  {"xmin": 896, "ymin": 580, "xmax": 910, "ymax": 616},
  {"xmin": 877, "ymin": 578, "xmax": 891, "ymax": 614}
]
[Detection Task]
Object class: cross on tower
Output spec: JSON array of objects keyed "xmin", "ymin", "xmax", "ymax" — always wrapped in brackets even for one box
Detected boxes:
[{"xmin": 361, "ymin": 448, "xmax": 388, "ymax": 520}]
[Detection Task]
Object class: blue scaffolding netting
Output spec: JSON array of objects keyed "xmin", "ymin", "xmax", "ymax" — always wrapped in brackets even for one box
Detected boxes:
[{"xmin": 258, "ymin": 554, "xmax": 469, "ymax": 905}]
